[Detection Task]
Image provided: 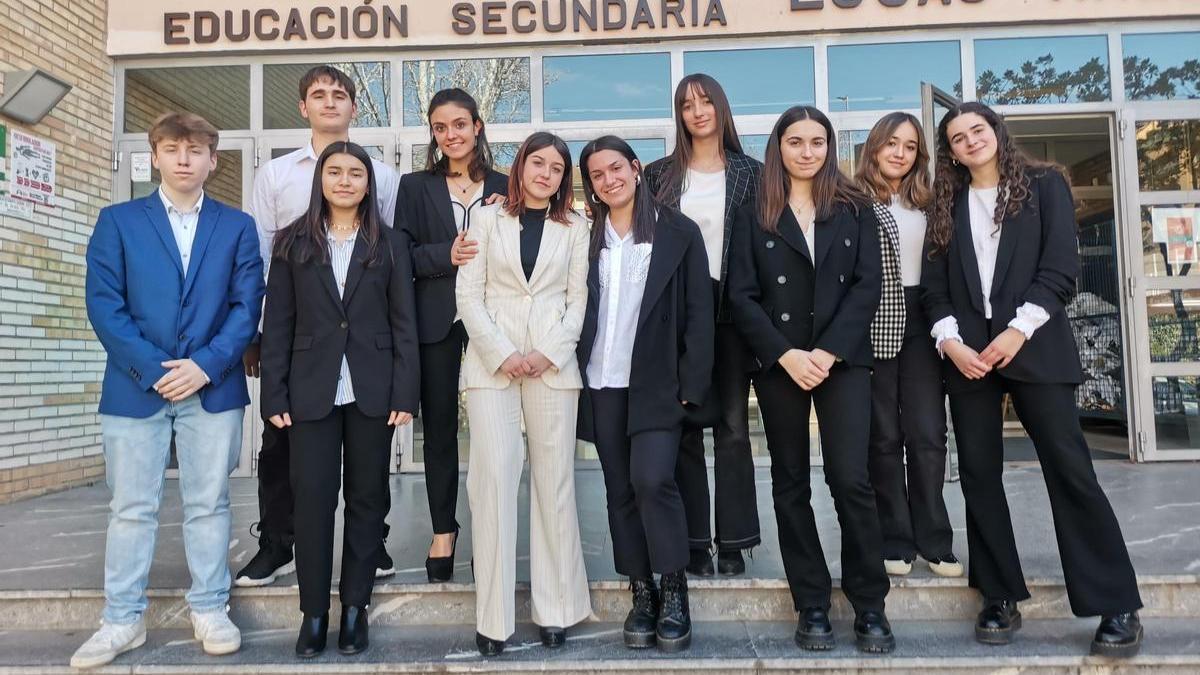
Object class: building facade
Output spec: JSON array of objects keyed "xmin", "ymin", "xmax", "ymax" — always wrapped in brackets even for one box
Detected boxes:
[{"xmin": 2, "ymin": 0, "xmax": 1199, "ymax": 500}]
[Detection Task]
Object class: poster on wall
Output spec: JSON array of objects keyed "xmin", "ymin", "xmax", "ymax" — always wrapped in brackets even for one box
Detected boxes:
[
  {"xmin": 1151, "ymin": 207, "xmax": 1200, "ymax": 266},
  {"xmin": 0, "ymin": 124, "xmax": 34, "ymax": 218},
  {"xmin": 9, "ymin": 130, "xmax": 56, "ymax": 208}
]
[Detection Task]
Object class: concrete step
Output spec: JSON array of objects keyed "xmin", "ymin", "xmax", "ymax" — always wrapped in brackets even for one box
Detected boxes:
[
  {"xmin": 1, "ymin": 618, "xmax": 1196, "ymax": 674},
  {"xmin": 2, "ymin": 574, "xmax": 1196, "ymax": 631}
]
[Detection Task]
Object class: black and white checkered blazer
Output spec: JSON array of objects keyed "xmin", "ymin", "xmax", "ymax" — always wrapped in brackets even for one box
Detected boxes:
[
  {"xmin": 644, "ymin": 151, "xmax": 762, "ymax": 322},
  {"xmin": 870, "ymin": 201, "xmax": 906, "ymax": 360}
]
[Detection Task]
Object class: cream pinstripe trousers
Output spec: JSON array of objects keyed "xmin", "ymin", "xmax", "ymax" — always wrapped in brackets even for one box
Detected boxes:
[{"xmin": 465, "ymin": 377, "xmax": 593, "ymax": 641}]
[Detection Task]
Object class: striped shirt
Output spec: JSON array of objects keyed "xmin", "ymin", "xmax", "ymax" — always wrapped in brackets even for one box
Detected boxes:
[{"xmin": 328, "ymin": 228, "xmax": 358, "ymax": 406}]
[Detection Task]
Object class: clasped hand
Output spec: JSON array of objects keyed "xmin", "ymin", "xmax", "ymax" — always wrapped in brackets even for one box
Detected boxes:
[
  {"xmin": 778, "ymin": 348, "xmax": 836, "ymax": 390},
  {"xmin": 944, "ymin": 327, "xmax": 1027, "ymax": 379},
  {"xmin": 500, "ymin": 350, "xmax": 555, "ymax": 379}
]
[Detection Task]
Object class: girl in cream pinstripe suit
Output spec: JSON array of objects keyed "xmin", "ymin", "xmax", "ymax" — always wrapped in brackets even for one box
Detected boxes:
[{"xmin": 456, "ymin": 133, "xmax": 592, "ymax": 656}]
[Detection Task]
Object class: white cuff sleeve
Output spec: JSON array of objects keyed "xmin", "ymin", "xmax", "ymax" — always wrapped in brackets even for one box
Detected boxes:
[
  {"xmin": 1008, "ymin": 302, "xmax": 1051, "ymax": 339},
  {"xmin": 930, "ymin": 316, "xmax": 962, "ymax": 357}
]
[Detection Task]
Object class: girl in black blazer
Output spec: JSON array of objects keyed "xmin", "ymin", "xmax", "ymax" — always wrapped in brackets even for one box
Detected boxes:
[
  {"xmin": 855, "ymin": 113, "xmax": 961, "ymax": 579},
  {"xmin": 261, "ymin": 142, "xmax": 419, "ymax": 658},
  {"xmin": 922, "ymin": 101, "xmax": 1142, "ymax": 656},
  {"xmin": 727, "ymin": 106, "xmax": 893, "ymax": 654},
  {"xmin": 577, "ymin": 135, "xmax": 714, "ymax": 653},
  {"xmin": 643, "ymin": 73, "xmax": 763, "ymax": 577},
  {"xmin": 394, "ymin": 88, "xmax": 507, "ymax": 582}
]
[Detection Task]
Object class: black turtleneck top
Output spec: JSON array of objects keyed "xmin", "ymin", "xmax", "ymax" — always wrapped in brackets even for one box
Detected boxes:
[{"xmin": 519, "ymin": 207, "xmax": 548, "ymax": 281}]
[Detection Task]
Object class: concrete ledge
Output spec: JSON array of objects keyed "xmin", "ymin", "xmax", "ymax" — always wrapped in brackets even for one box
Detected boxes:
[{"xmin": 2, "ymin": 575, "xmax": 1196, "ymax": 631}]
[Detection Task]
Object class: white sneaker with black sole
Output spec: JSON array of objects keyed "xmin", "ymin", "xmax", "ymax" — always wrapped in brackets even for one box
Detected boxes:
[{"xmin": 70, "ymin": 618, "xmax": 147, "ymax": 669}]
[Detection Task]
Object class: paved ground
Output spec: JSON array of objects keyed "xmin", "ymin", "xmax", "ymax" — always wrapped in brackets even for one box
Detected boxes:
[{"xmin": 0, "ymin": 462, "xmax": 1197, "ymax": 591}]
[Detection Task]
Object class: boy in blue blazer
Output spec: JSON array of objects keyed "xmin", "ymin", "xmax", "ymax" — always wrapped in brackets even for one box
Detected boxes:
[{"xmin": 72, "ymin": 112, "xmax": 264, "ymax": 669}]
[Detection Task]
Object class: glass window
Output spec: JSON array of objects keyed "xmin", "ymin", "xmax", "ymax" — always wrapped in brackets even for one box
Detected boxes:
[
  {"xmin": 544, "ymin": 53, "xmax": 671, "ymax": 122},
  {"xmin": 1123, "ymin": 32, "xmax": 1200, "ymax": 101},
  {"xmin": 1153, "ymin": 375, "xmax": 1200, "ymax": 449},
  {"xmin": 975, "ymin": 35, "xmax": 1110, "ymax": 105},
  {"xmin": 683, "ymin": 48, "xmax": 815, "ymax": 116},
  {"xmin": 1141, "ymin": 204, "xmax": 1200, "ymax": 278},
  {"xmin": 402, "ymin": 58, "xmax": 531, "ymax": 127},
  {"xmin": 1147, "ymin": 289, "xmax": 1200, "ymax": 363},
  {"xmin": 739, "ymin": 135, "xmax": 769, "ymax": 163},
  {"xmin": 124, "ymin": 66, "xmax": 250, "ymax": 133},
  {"xmin": 1137, "ymin": 120, "xmax": 1200, "ymax": 192},
  {"xmin": 837, "ymin": 130, "xmax": 871, "ymax": 175},
  {"xmin": 828, "ymin": 41, "xmax": 960, "ymax": 112},
  {"xmin": 263, "ymin": 62, "xmax": 390, "ymax": 129},
  {"xmin": 409, "ymin": 142, "xmax": 520, "ymax": 173}
]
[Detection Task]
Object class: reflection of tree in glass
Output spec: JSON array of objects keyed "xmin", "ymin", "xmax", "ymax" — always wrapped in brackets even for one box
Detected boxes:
[
  {"xmin": 977, "ymin": 54, "xmax": 1109, "ymax": 104},
  {"xmin": 1124, "ymin": 56, "xmax": 1200, "ymax": 101},
  {"xmin": 403, "ymin": 59, "xmax": 532, "ymax": 125},
  {"xmin": 344, "ymin": 62, "xmax": 390, "ymax": 127},
  {"xmin": 1136, "ymin": 121, "xmax": 1200, "ymax": 192}
]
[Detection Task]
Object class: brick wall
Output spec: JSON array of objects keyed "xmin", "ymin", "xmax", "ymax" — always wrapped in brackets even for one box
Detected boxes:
[{"xmin": 0, "ymin": 0, "xmax": 112, "ymax": 502}]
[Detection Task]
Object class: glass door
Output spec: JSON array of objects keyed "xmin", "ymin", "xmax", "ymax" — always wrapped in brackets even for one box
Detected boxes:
[
  {"xmin": 115, "ymin": 136, "xmax": 258, "ymax": 477},
  {"xmin": 1120, "ymin": 107, "xmax": 1200, "ymax": 461}
]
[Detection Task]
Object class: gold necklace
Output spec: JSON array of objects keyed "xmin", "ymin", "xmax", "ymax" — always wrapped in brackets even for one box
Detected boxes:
[{"xmin": 327, "ymin": 218, "xmax": 360, "ymax": 233}]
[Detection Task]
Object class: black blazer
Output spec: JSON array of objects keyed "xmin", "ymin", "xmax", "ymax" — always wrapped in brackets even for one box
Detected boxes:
[
  {"xmin": 921, "ymin": 169, "xmax": 1083, "ymax": 392},
  {"xmin": 577, "ymin": 207, "xmax": 715, "ymax": 437},
  {"xmin": 395, "ymin": 169, "xmax": 508, "ymax": 344},
  {"xmin": 261, "ymin": 226, "xmax": 420, "ymax": 422},
  {"xmin": 643, "ymin": 151, "xmax": 763, "ymax": 322},
  {"xmin": 727, "ymin": 200, "xmax": 882, "ymax": 372}
]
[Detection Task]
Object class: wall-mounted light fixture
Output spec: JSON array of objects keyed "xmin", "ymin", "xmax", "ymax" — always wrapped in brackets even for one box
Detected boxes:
[{"xmin": 0, "ymin": 68, "xmax": 73, "ymax": 125}]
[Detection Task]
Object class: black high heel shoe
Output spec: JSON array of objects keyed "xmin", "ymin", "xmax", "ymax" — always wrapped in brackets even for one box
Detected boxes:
[
  {"xmin": 295, "ymin": 613, "xmax": 328, "ymax": 659},
  {"xmin": 425, "ymin": 526, "xmax": 460, "ymax": 583}
]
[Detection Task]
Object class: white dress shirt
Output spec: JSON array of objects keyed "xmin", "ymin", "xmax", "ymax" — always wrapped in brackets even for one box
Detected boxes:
[
  {"xmin": 679, "ymin": 168, "xmax": 726, "ymax": 280},
  {"xmin": 931, "ymin": 186, "xmax": 1050, "ymax": 351},
  {"xmin": 889, "ymin": 196, "xmax": 927, "ymax": 288},
  {"xmin": 159, "ymin": 188, "xmax": 204, "ymax": 276},
  {"xmin": 249, "ymin": 143, "xmax": 399, "ymax": 275},
  {"xmin": 327, "ymin": 227, "xmax": 358, "ymax": 406},
  {"xmin": 451, "ymin": 184, "xmax": 487, "ymax": 233},
  {"xmin": 586, "ymin": 221, "xmax": 654, "ymax": 390}
]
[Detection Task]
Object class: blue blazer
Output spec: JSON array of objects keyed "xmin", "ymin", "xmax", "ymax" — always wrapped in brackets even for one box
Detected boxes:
[{"xmin": 85, "ymin": 193, "xmax": 265, "ymax": 418}]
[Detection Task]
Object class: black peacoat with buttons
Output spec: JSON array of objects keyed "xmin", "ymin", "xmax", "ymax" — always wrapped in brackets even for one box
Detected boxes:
[{"xmin": 727, "ymin": 200, "xmax": 882, "ymax": 372}]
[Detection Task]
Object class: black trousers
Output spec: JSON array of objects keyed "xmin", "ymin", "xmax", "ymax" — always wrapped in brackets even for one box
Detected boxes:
[
  {"xmin": 591, "ymin": 387, "xmax": 689, "ymax": 578},
  {"xmin": 419, "ymin": 321, "xmax": 467, "ymax": 535},
  {"xmin": 949, "ymin": 374, "xmax": 1142, "ymax": 616},
  {"xmin": 257, "ymin": 404, "xmax": 392, "ymax": 545},
  {"xmin": 289, "ymin": 403, "xmax": 394, "ymax": 615},
  {"xmin": 755, "ymin": 365, "xmax": 889, "ymax": 614},
  {"xmin": 676, "ymin": 323, "xmax": 761, "ymax": 552},
  {"xmin": 256, "ymin": 422, "xmax": 293, "ymax": 541},
  {"xmin": 867, "ymin": 288, "xmax": 953, "ymax": 560}
]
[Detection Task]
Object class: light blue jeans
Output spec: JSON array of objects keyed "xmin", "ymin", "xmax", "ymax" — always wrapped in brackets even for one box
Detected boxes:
[{"xmin": 100, "ymin": 395, "xmax": 243, "ymax": 625}]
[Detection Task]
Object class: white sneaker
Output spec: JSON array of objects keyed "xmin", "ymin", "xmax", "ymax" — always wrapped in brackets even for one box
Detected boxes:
[
  {"xmin": 925, "ymin": 554, "xmax": 965, "ymax": 578},
  {"xmin": 883, "ymin": 558, "xmax": 913, "ymax": 576},
  {"xmin": 190, "ymin": 607, "xmax": 242, "ymax": 655},
  {"xmin": 70, "ymin": 619, "xmax": 146, "ymax": 669}
]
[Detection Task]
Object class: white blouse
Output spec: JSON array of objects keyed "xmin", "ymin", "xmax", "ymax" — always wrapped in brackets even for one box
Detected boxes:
[
  {"xmin": 888, "ymin": 195, "xmax": 927, "ymax": 287},
  {"xmin": 679, "ymin": 168, "xmax": 726, "ymax": 280},
  {"xmin": 586, "ymin": 220, "xmax": 653, "ymax": 390}
]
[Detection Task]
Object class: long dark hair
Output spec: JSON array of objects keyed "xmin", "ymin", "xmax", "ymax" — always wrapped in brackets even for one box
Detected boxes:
[
  {"xmin": 579, "ymin": 135, "xmax": 659, "ymax": 259},
  {"xmin": 424, "ymin": 88, "xmax": 493, "ymax": 182},
  {"xmin": 272, "ymin": 141, "xmax": 384, "ymax": 267},
  {"xmin": 656, "ymin": 73, "xmax": 743, "ymax": 202},
  {"xmin": 504, "ymin": 132, "xmax": 575, "ymax": 225},
  {"xmin": 929, "ymin": 101, "xmax": 1064, "ymax": 256},
  {"xmin": 758, "ymin": 105, "xmax": 866, "ymax": 233},
  {"xmin": 855, "ymin": 111, "xmax": 933, "ymax": 211}
]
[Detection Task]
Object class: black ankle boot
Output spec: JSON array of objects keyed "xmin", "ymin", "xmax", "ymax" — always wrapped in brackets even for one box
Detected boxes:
[
  {"xmin": 794, "ymin": 607, "xmax": 834, "ymax": 651},
  {"xmin": 976, "ymin": 599, "xmax": 1022, "ymax": 645},
  {"xmin": 475, "ymin": 632, "xmax": 505, "ymax": 656},
  {"xmin": 539, "ymin": 625, "xmax": 566, "ymax": 648},
  {"xmin": 295, "ymin": 613, "xmax": 328, "ymax": 658},
  {"xmin": 1091, "ymin": 612, "xmax": 1142, "ymax": 657},
  {"xmin": 656, "ymin": 570, "xmax": 691, "ymax": 653},
  {"xmin": 854, "ymin": 610, "xmax": 895, "ymax": 653},
  {"xmin": 623, "ymin": 577, "xmax": 659, "ymax": 649},
  {"xmin": 716, "ymin": 550, "xmax": 746, "ymax": 576},
  {"xmin": 337, "ymin": 606, "xmax": 368, "ymax": 655},
  {"xmin": 685, "ymin": 548, "xmax": 714, "ymax": 577}
]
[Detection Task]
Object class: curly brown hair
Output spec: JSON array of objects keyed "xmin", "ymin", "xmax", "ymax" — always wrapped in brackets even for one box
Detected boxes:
[{"xmin": 928, "ymin": 102, "xmax": 1064, "ymax": 256}]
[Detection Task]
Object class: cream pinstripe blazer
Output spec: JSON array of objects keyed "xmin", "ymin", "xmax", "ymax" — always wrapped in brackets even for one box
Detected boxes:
[{"xmin": 456, "ymin": 203, "xmax": 590, "ymax": 391}]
